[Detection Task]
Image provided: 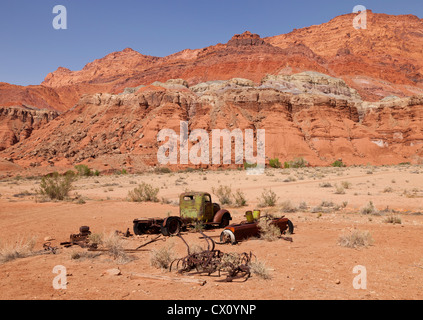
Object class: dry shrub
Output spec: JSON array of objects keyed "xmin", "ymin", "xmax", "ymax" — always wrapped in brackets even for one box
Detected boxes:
[
  {"xmin": 0, "ymin": 237, "xmax": 37, "ymax": 263},
  {"xmin": 212, "ymin": 185, "xmax": 232, "ymax": 205},
  {"xmin": 128, "ymin": 182, "xmax": 159, "ymax": 202},
  {"xmin": 257, "ymin": 189, "xmax": 278, "ymax": 208},
  {"xmin": 383, "ymin": 215, "xmax": 402, "ymax": 224},
  {"xmin": 102, "ymin": 232, "xmax": 132, "ymax": 263},
  {"xmin": 360, "ymin": 201, "xmax": 378, "ymax": 215},
  {"xmin": 338, "ymin": 230, "xmax": 374, "ymax": 249},
  {"xmin": 257, "ymin": 219, "xmax": 281, "ymax": 241},
  {"xmin": 150, "ymin": 244, "xmax": 176, "ymax": 270},
  {"xmin": 232, "ymin": 189, "xmax": 247, "ymax": 207},
  {"xmin": 249, "ymin": 260, "xmax": 272, "ymax": 280}
]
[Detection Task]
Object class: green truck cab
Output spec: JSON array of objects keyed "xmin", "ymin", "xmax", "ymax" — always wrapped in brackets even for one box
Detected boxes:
[{"xmin": 133, "ymin": 192, "xmax": 232, "ymax": 236}]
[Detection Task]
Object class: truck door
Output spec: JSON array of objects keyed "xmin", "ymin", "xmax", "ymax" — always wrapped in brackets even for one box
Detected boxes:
[{"xmin": 204, "ymin": 194, "xmax": 214, "ymax": 222}]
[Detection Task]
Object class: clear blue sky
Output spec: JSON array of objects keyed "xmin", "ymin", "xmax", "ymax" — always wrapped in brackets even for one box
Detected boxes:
[{"xmin": 1, "ymin": 0, "xmax": 422, "ymax": 86}]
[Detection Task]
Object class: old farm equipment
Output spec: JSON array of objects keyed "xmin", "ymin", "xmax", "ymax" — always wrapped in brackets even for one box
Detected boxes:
[
  {"xmin": 133, "ymin": 192, "xmax": 232, "ymax": 237},
  {"xmin": 220, "ymin": 215, "xmax": 294, "ymax": 245},
  {"xmin": 170, "ymin": 231, "xmax": 254, "ymax": 282}
]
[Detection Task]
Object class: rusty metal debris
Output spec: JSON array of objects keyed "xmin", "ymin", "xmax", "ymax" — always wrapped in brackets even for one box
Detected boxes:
[
  {"xmin": 43, "ymin": 242, "xmax": 58, "ymax": 254},
  {"xmin": 60, "ymin": 226, "xmax": 97, "ymax": 249},
  {"xmin": 170, "ymin": 231, "xmax": 255, "ymax": 282},
  {"xmin": 115, "ymin": 228, "xmax": 132, "ymax": 238},
  {"xmin": 219, "ymin": 215, "xmax": 294, "ymax": 244}
]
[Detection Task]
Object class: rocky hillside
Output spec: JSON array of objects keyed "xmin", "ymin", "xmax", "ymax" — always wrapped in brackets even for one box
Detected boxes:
[{"xmin": 2, "ymin": 76, "xmax": 422, "ymax": 172}]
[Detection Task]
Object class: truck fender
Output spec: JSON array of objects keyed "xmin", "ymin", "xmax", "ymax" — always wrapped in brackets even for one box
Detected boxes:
[{"xmin": 213, "ymin": 209, "xmax": 231, "ymax": 225}]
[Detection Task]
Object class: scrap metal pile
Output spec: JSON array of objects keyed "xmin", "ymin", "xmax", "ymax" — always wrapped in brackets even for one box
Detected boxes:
[{"xmin": 170, "ymin": 231, "xmax": 255, "ymax": 282}]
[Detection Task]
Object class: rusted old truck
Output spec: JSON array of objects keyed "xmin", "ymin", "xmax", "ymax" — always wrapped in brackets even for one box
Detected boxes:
[{"xmin": 133, "ymin": 192, "xmax": 232, "ymax": 236}]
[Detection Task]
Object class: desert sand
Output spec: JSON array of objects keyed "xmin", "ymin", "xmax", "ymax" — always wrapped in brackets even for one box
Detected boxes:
[{"xmin": 0, "ymin": 165, "xmax": 422, "ymax": 300}]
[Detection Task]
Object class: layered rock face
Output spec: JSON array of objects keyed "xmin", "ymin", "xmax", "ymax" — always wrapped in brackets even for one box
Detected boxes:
[
  {"xmin": 2, "ymin": 78, "xmax": 422, "ymax": 171},
  {"xmin": 0, "ymin": 106, "xmax": 59, "ymax": 151}
]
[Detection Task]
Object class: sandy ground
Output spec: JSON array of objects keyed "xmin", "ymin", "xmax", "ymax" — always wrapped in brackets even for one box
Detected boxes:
[{"xmin": 0, "ymin": 165, "xmax": 422, "ymax": 300}]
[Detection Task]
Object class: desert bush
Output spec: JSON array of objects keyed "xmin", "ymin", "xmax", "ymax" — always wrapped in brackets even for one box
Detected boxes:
[
  {"xmin": 319, "ymin": 182, "xmax": 333, "ymax": 188},
  {"xmin": 243, "ymin": 161, "xmax": 257, "ymax": 170},
  {"xmin": 334, "ymin": 184, "xmax": 346, "ymax": 194},
  {"xmin": 257, "ymin": 218, "xmax": 281, "ymax": 241},
  {"xmin": 39, "ymin": 172, "xmax": 74, "ymax": 200},
  {"xmin": 249, "ymin": 260, "xmax": 272, "ymax": 280},
  {"xmin": 279, "ymin": 200, "xmax": 297, "ymax": 213},
  {"xmin": 150, "ymin": 244, "xmax": 176, "ymax": 270},
  {"xmin": 284, "ymin": 157, "xmax": 308, "ymax": 168},
  {"xmin": 383, "ymin": 187, "xmax": 393, "ymax": 193},
  {"xmin": 341, "ymin": 181, "xmax": 352, "ymax": 189},
  {"xmin": 257, "ymin": 188, "xmax": 278, "ymax": 207},
  {"xmin": 232, "ymin": 189, "xmax": 247, "ymax": 207},
  {"xmin": 338, "ymin": 230, "xmax": 374, "ymax": 249},
  {"xmin": 383, "ymin": 215, "xmax": 402, "ymax": 224},
  {"xmin": 269, "ymin": 158, "xmax": 282, "ymax": 168},
  {"xmin": 74, "ymin": 164, "xmax": 93, "ymax": 177},
  {"xmin": 298, "ymin": 201, "xmax": 308, "ymax": 210},
  {"xmin": 212, "ymin": 185, "xmax": 232, "ymax": 205},
  {"xmin": 360, "ymin": 201, "xmax": 378, "ymax": 215},
  {"xmin": 88, "ymin": 233, "xmax": 103, "ymax": 247},
  {"xmin": 102, "ymin": 232, "xmax": 131, "ymax": 263},
  {"xmin": 331, "ymin": 160, "xmax": 346, "ymax": 167},
  {"xmin": 154, "ymin": 167, "xmax": 172, "ymax": 174},
  {"xmin": 128, "ymin": 182, "xmax": 159, "ymax": 202}
]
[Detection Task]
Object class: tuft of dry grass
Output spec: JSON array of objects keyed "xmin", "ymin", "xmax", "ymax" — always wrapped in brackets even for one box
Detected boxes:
[
  {"xmin": 0, "ymin": 237, "xmax": 37, "ymax": 264},
  {"xmin": 383, "ymin": 215, "xmax": 402, "ymax": 224},
  {"xmin": 249, "ymin": 260, "xmax": 272, "ymax": 280},
  {"xmin": 338, "ymin": 229, "xmax": 374, "ymax": 249},
  {"xmin": 150, "ymin": 244, "xmax": 176, "ymax": 270},
  {"xmin": 102, "ymin": 232, "xmax": 132, "ymax": 264}
]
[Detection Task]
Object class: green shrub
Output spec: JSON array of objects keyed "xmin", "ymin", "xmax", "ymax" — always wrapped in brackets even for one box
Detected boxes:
[
  {"xmin": 128, "ymin": 182, "xmax": 159, "ymax": 202},
  {"xmin": 331, "ymin": 160, "xmax": 346, "ymax": 167},
  {"xmin": 39, "ymin": 172, "xmax": 74, "ymax": 200},
  {"xmin": 74, "ymin": 164, "xmax": 93, "ymax": 177},
  {"xmin": 243, "ymin": 162, "xmax": 257, "ymax": 169},
  {"xmin": 269, "ymin": 158, "xmax": 282, "ymax": 168},
  {"xmin": 116, "ymin": 168, "xmax": 127, "ymax": 175}
]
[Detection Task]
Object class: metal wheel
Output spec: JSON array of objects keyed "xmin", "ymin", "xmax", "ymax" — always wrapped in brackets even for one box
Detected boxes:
[
  {"xmin": 161, "ymin": 217, "xmax": 182, "ymax": 236},
  {"xmin": 287, "ymin": 220, "xmax": 294, "ymax": 234},
  {"xmin": 220, "ymin": 229, "xmax": 237, "ymax": 245}
]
